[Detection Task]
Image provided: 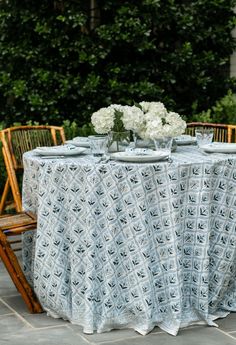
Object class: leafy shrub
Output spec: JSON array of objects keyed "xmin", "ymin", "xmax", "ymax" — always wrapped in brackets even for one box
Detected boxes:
[
  {"xmin": 62, "ymin": 120, "xmax": 95, "ymax": 139},
  {"xmin": 192, "ymin": 90, "xmax": 236, "ymax": 124},
  {"xmin": 212, "ymin": 90, "xmax": 236, "ymax": 124},
  {"xmin": 191, "ymin": 109, "xmax": 214, "ymax": 123},
  {"xmin": 0, "ymin": 1, "xmax": 235, "ymax": 125}
]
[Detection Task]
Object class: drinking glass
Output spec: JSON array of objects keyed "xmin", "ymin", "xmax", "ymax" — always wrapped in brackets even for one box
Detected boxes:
[
  {"xmin": 88, "ymin": 135, "xmax": 108, "ymax": 157},
  {"xmin": 153, "ymin": 137, "xmax": 173, "ymax": 157},
  {"xmin": 195, "ymin": 128, "xmax": 214, "ymax": 148}
]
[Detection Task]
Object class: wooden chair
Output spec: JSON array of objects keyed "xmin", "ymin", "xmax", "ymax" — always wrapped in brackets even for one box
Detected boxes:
[
  {"xmin": 0, "ymin": 211, "xmax": 43, "ymax": 313},
  {"xmin": 186, "ymin": 122, "xmax": 236, "ymax": 143},
  {"xmin": 228, "ymin": 125, "xmax": 236, "ymax": 143},
  {"xmin": 0, "ymin": 125, "xmax": 65, "ymax": 214}
]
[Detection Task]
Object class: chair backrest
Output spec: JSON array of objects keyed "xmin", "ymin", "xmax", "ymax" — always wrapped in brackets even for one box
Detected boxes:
[
  {"xmin": 0, "ymin": 125, "xmax": 65, "ymax": 213},
  {"xmin": 1, "ymin": 125, "xmax": 65, "ymax": 170},
  {"xmin": 186, "ymin": 122, "xmax": 236, "ymax": 143}
]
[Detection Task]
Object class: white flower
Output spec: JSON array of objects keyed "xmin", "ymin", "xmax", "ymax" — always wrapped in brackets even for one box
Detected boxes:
[
  {"xmin": 137, "ymin": 102, "xmax": 186, "ymax": 139},
  {"xmin": 91, "ymin": 101, "xmax": 186, "ymax": 139},
  {"xmin": 108, "ymin": 104, "xmax": 125, "ymax": 112},
  {"xmin": 91, "ymin": 104, "xmax": 145, "ymax": 134},
  {"xmin": 140, "ymin": 101, "xmax": 167, "ymax": 117},
  {"xmin": 122, "ymin": 105, "xmax": 145, "ymax": 132},
  {"xmin": 91, "ymin": 107, "xmax": 115, "ymax": 134},
  {"xmin": 139, "ymin": 101, "xmax": 150, "ymax": 113},
  {"xmin": 165, "ymin": 111, "xmax": 187, "ymax": 137},
  {"xmin": 145, "ymin": 117, "xmax": 163, "ymax": 139}
]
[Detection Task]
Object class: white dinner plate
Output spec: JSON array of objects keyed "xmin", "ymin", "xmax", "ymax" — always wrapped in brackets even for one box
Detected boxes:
[
  {"xmin": 34, "ymin": 145, "xmax": 87, "ymax": 156},
  {"xmin": 111, "ymin": 151, "xmax": 169, "ymax": 162},
  {"xmin": 175, "ymin": 135, "xmax": 196, "ymax": 145},
  {"xmin": 67, "ymin": 136, "xmax": 90, "ymax": 148},
  {"xmin": 201, "ymin": 143, "xmax": 236, "ymax": 153}
]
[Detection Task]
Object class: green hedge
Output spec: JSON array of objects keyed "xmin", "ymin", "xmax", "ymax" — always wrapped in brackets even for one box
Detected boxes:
[
  {"xmin": 192, "ymin": 89, "xmax": 236, "ymax": 124},
  {"xmin": 0, "ymin": 0, "xmax": 236, "ymax": 126}
]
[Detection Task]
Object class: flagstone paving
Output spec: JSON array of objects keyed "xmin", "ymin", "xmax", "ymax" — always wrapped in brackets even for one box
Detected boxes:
[{"xmin": 0, "ymin": 259, "xmax": 236, "ymax": 345}]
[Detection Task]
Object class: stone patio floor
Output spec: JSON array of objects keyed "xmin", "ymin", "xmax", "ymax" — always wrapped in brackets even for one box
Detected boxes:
[{"xmin": 1, "ymin": 259, "xmax": 236, "ymax": 345}]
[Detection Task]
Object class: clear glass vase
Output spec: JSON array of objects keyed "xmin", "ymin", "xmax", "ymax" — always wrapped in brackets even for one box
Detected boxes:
[
  {"xmin": 153, "ymin": 137, "xmax": 173, "ymax": 157},
  {"xmin": 108, "ymin": 131, "xmax": 130, "ymax": 152},
  {"xmin": 132, "ymin": 132, "xmax": 154, "ymax": 149}
]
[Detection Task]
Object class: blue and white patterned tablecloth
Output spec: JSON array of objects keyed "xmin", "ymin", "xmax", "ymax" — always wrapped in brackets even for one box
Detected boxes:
[{"xmin": 22, "ymin": 146, "xmax": 236, "ymax": 335}]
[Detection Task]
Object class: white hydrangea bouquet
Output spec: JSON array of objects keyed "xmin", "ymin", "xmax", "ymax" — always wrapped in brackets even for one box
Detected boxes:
[
  {"xmin": 91, "ymin": 102, "xmax": 186, "ymax": 152},
  {"xmin": 91, "ymin": 104, "xmax": 144, "ymax": 134},
  {"xmin": 91, "ymin": 102, "xmax": 186, "ymax": 138},
  {"xmin": 137, "ymin": 101, "xmax": 186, "ymax": 140},
  {"xmin": 91, "ymin": 104, "xmax": 145, "ymax": 151}
]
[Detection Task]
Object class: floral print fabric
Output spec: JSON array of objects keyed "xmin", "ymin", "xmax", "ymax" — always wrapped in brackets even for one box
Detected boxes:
[{"xmin": 22, "ymin": 147, "xmax": 236, "ymax": 335}]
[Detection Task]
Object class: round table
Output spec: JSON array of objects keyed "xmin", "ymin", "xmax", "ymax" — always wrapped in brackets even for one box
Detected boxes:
[{"xmin": 22, "ymin": 146, "xmax": 236, "ymax": 335}]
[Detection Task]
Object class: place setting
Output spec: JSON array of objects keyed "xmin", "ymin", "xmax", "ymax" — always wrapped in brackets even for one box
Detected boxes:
[
  {"xmin": 110, "ymin": 148, "xmax": 170, "ymax": 163},
  {"xmin": 113, "ymin": 149, "xmax": 175, "ymax": 165},
  {"xmin": 33, "ymin": 144, "xmax": 87, "ymax": 159},
  {"xmin": 194, "ymin": 128, "xmax": 236, "ymax": 156},
  {"xmin": 87, "ymin": 134, "xmax": 173, "ymax": 164},
  {"xmin": 200, "ymin": 142, "xmax": 236, "ymax": 153},
  {"xmin": 32, "ymin": 135, "xmax": 92, "ymax": 159}
]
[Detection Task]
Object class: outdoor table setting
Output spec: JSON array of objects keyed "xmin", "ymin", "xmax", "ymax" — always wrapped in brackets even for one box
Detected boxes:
[{"xmin": 21, "ymin": 127, "xmax": 236, "ymax": 335}]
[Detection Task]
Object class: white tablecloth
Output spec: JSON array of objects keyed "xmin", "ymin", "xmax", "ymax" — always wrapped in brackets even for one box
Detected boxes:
[{"xmin": 22, "ymin": 146, "xmax": 236, "ymax": 335}]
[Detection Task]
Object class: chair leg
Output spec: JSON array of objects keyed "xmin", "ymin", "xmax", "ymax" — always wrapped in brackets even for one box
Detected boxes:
[
  {"xmin": 2, "ymin": 147, "xmax": 22, "ymax": 212},
  {"xmin": 0, "ymin": 178, "xmax": 10, "ymax": 215},
  {"xmin": 0, "ymin": 234, "xmax": 43, "ymax": 313}
]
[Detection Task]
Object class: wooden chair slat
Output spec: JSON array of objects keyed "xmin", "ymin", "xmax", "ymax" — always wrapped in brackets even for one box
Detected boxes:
[{"xmin": 0, "ymin": 214, "xmax": 36, "ymax": 230}]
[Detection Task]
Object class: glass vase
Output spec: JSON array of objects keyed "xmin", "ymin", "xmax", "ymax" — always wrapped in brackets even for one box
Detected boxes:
[
  {"xmin": 153, "ymin": 137, "xmax": 173, "ymax": 157},
  {"xmin": 132, "ymin": 132, "xmax": 154, "ymax": 149},
  {"xmin": 108, "ymin": 130, "xmax": 130, "ymax": 152}
]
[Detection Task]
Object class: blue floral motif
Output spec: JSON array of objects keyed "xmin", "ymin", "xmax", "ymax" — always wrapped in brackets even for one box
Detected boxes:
[{"xmin": 22, "ymin": 147, "xmax": 236, "ymax": 336}]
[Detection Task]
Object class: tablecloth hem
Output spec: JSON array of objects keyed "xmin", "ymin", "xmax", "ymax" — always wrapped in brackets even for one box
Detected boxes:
[{"xmin": 43, "ymin": 308, "xmax": 230, "ymax": 336}]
